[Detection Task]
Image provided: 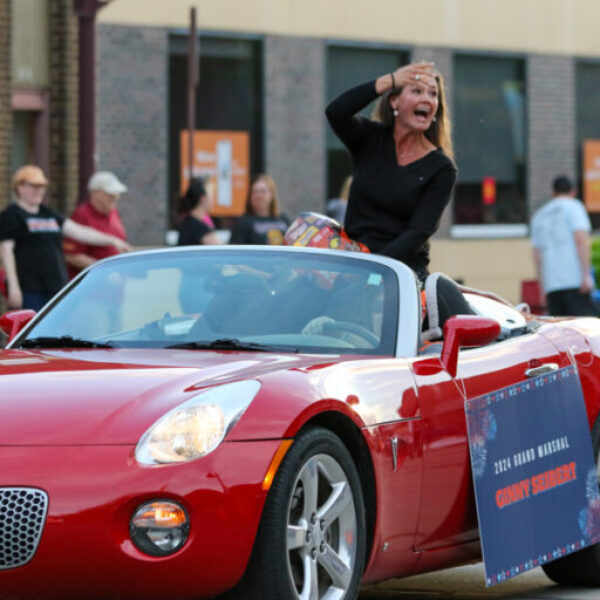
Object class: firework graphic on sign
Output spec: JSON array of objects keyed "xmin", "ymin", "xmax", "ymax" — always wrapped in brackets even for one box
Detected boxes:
[
  {"xmin": 470, "ymin": 435, "xmax": 487, "ymax": 478},
  {"xmin": 467, "ymin": 407, "xmax": 497, "ymax": 478},
  {"xmin": 469, "ymin": 408, "xmax": 497, "ymax": 442},
  {"xmin": 579, "ymin": 467, "xmax": 600, "ymax": 541},
  {"xmin": 586, "ymin": 468, "xmax": 600, "ymax": 502}
]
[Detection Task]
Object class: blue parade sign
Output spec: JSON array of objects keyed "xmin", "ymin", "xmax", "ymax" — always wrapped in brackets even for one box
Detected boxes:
[{"xmin": 465, "ymin": 365, "xmax": 600, "ymax": 586}]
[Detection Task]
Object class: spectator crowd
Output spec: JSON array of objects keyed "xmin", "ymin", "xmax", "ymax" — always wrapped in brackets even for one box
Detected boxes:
[
  {"xmin": 0, "ymin": 164, "xmax": 302, "ymax": 316},
  {"xmin": 1, "ymin": 161, "xmax": 599, "ymax": 320}
]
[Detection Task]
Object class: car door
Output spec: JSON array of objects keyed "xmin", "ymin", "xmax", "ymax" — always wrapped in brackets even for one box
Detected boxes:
[
  {"xmin": 412, "ymin": 328, "xmax": 571, "ymax": 551},
  {"xmin": 350, "ymin": 359, "xmax": 424, "ymax": 581}
]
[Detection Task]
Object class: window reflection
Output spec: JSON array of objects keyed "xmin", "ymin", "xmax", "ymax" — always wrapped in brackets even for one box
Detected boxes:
[
  {"xmin": 576, "ymin": 62, "xmax": 600, "ymax": 229},
  {"xmin": 326, "ymin": 45, "xmax": 409, "ymax": 201},
  {"xmin": 26, "ymin": 251, "xmax": 399, "ymax": 356},
  {"xmin": 453, "ymin": 55, "xmax": 527, "ymax": 225}
]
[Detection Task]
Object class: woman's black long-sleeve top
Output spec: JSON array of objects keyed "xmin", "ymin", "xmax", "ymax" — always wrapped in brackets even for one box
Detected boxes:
[{"xmin": 325, "ymin": 80, "xmax": 457, "ymax": 278}]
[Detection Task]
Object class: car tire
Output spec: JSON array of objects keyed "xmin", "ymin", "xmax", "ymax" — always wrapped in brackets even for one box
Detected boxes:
[
  {"xmin": 542, "ymin": 413, "xmax": 600, "ymax": 586},
  {"xmin": 223, "ymin": 426, "xmax": 367, "ymax": 600}
]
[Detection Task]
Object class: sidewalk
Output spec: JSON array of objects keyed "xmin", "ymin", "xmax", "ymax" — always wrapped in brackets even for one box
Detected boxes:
[{"xmin": 360, "ymin": 564, "xmax": 599, "ymax": 599}]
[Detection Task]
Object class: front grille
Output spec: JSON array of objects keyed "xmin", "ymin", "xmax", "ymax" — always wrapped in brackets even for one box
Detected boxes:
[{"xmin": 0, "ymin": 487, "xmax": 48, "ymax": 569}]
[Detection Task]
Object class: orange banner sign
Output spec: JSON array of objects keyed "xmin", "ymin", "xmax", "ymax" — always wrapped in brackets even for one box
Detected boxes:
[
  {"xmin": 180, "ymin": 130, "xmax": 249, "ymax": 217},
  {"xmin": 583, "ymin": 139, "xmax": 600, "ymax": 212}
]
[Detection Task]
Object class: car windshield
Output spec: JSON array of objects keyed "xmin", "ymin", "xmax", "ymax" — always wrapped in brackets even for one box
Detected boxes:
[{"xmin": 21, "ymin": 250, "xmax": 399, "ymax": 355}]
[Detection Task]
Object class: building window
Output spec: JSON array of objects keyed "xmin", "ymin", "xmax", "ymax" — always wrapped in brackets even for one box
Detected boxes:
[
  {"xmin": 168, "ymin": 35, "xmax": 263, "ymax": 226},
  {"xmin": 326, "ymin": 45, "xmax": 409, "ymax": 202},
  {"xmin": 453, "ymin": 55, "xmax": 527, "ymax": 227},
  {"xmin": 11, "ymin": 0, "xmax": 49, "ymax": 88},
  {"xmin": 12, "ymin": 111, "xmax": 35, "ymax": 171},
  {"xmin": 10, "ymin": 0, "xmax": 50, "ymax": 176},
  {"xmin": 575, "ymin": 61, "xmax": 600, "ymax": 228}
]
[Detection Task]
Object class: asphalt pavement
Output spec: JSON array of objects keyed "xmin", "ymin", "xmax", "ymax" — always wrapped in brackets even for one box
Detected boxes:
[{"xmin": 359, "ymin": 564, "xmax": 599, "ymax": 599}]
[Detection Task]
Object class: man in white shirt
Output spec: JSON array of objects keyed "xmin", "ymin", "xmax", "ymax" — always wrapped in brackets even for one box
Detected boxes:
[{"xmin": 531, "ymin": 175, "xmax": 597, "ymax": 316}]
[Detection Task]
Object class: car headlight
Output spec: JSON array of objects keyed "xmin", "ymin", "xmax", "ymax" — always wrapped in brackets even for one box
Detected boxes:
[{"xmin": 135, "ymin": 380, "xmax": 261, "ymax": 464}]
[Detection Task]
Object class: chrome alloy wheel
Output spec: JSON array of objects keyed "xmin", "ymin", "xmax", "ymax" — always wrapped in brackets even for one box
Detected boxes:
[{"xmin": 285, "ymin": 453, "xmax": 357, "ymax": 600}]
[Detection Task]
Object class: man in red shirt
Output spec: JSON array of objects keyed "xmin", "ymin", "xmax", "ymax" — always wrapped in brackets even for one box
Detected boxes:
[{"xmin": 63, "ymin": 171, "xmax": 128, "ymax": 279}]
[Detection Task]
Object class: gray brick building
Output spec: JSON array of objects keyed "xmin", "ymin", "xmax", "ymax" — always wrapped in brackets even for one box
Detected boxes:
[
  {"xmin": 527, "ymin": 54, "xmax": 576, "ymax": 215},
  {"xmin": 92, "ymin": 23, "xmax": 592, "ymax": 248},
  {"xmin": 97, "ymin": 24, "xmax": 168, "ymax": 245},
  {"xmin": 264, "ymin": 35, "xmax": 326, "ymax": 221}
]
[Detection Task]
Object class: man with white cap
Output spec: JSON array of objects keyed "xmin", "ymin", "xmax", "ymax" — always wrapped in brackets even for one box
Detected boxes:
[{"xmin": 63, "ymin": 171, "xmax": 129, "ymax": 278}]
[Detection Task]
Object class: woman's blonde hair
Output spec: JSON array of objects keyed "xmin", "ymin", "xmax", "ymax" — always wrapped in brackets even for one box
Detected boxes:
[
  {"xmin": 372, "ymin": 69, "xmax": 454, "ymax": 160},
  {"xmin": 246, "ymin": 174, "xmax": 281, "ymax": 217},
  {"xmin": 339, "ymin": 175, "xmax": 352, "ymax": 201}
]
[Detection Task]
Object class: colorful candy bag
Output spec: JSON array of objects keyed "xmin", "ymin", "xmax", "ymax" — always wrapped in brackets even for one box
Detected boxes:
[{"xmin": 284, "ymin": 212, "xmax": 370, "ymax": 253}]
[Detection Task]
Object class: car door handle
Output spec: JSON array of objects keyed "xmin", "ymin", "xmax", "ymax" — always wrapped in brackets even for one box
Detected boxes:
[{"xmin": 524, "ymin": 363, "xmax": 559, "ymax": 378}]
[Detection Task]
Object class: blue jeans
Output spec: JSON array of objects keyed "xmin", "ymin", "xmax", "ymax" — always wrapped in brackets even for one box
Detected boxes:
[{"xmin": 22, "ymin": 293, "xmax": 53, "ymax": 312}]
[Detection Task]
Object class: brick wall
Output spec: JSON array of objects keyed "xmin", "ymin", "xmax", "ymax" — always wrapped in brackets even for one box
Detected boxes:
[
  {"xmin": 0, "ymin": 0, "xmax": 11, "ymax": 209},
  {"xmin": 527, "ymin": 54, "xmax": 576, "ymax": 215},
  {"xmin": 264, "ymin": 35, "xmax": 326, "ymax": 220},
  {"xmin": 411, "ymin": 46, "xmax": 454, "ymax": 238},
  {"xmin": 48, "ymin": 0, "xmax": 79, "ymax": 214},
  {"xmin": 96, "ymin": 24, "xmax": 168, "ymax": 246}
]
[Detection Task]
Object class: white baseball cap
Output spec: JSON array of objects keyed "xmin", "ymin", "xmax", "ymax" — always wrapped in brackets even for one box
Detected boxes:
[{"xmin": 88, "ymin": 171, "xmax": 128, "ymax": 195}]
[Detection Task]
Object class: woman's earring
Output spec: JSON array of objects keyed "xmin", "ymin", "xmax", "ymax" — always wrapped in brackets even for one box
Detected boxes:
[
  {"xmin": 393, "ymin": 108, "xmax": 399, "ymax": 117},
  {"xmin": 433, "ymin": 116, "xmax": 437, "ymax": 122}
]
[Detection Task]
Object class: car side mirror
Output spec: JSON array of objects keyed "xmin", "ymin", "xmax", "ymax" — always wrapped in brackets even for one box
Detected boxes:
[
  {"xmin": 0, "ymin": 310, "xmax": 36, "ymax": 343},
  {"xmin": 441, "ymin": 315, "xmax": 501, "ymax": 378}
]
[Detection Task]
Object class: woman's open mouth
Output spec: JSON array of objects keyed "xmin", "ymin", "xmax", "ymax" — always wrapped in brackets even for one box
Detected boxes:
[{"xmin": 414, "ymin": 108, "xmax": 431, "ymax": 122}]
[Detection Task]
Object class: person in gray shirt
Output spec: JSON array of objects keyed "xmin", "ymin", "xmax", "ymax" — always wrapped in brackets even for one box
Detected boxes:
[{"xmin": 531, "ymin": 175, "xmax": 597, "ymax": 316}]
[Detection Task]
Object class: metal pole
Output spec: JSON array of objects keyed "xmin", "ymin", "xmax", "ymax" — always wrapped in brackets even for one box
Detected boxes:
[
  {"xmin": 187, "ymin": 7, "xmax": 198, "ymax": 184},
  {"xmin": 73, "ymin": 0, "xmax": 109, "ymax": 203}
]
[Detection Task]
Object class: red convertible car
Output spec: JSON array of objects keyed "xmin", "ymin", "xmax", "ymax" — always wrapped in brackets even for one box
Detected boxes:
[{"xmin": 0, "ymin": 245, "xmax": 599, "ymax": 600}]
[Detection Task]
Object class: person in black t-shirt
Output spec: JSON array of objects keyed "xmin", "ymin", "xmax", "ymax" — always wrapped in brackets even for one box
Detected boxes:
[
  {"xmin": 0, "ymin": 165, "xmax": 131, "ymax": 311},
  {"xmin": 230, "ymin": 174, "xmax": 290, "ymax": 245},
  {"xmin": 176, "ymin": 178, "xmax": 222, "ymax": 246},
  {"xmin": 326, "ymin": 62, "xmax": 457, "ymax": 283}
]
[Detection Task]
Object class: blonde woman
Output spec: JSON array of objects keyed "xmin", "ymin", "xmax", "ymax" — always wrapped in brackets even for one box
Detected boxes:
[
  {"xmin": 230, "ymin": 174, "xmax": 290, "ymax": 245},
  {"xmin": 326, "ymin": 62, "xmax": 456, "ymax": 283}
]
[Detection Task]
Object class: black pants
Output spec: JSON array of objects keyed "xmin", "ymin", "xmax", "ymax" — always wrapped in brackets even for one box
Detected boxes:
[
  {"xmin": 547, "ymin": 288, "xmax": 598, "ymax": 317},
  {"xmin": 421, "ymin": 273, "xmax": 475, "ymax": 333}
]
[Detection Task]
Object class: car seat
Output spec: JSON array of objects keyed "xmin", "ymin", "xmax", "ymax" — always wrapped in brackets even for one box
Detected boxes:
[{"xmin": 188, "ymin": 273, "xmax": 273, "ymax": 338}]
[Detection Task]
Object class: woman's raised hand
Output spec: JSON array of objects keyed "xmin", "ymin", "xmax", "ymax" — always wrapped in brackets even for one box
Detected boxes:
[{"xmin": 390, "ymin": 62, "xmax": 437, "ymax": 90}]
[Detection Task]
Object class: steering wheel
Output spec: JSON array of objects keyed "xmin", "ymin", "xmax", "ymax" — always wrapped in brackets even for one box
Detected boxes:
[{"xmin": 322, "ymin": 320, "xmax": 380, "ymax": 348}]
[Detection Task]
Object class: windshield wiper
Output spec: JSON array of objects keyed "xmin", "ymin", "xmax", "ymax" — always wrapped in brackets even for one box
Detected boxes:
[
  {"xmin": 19, "ymin": 336, "xmax": 117, "ymax": 349},
  {"xmin": 166, "ymin": 338, "xmax": 290, "ymax": 352}
]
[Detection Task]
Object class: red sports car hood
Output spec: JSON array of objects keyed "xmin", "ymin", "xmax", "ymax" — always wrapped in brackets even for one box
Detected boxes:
[{"xmin": 0, "ymin": 348, "xmax": 334, "ymax": 445}]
